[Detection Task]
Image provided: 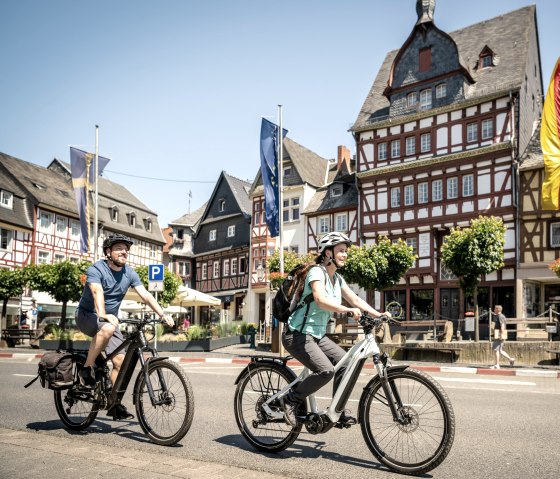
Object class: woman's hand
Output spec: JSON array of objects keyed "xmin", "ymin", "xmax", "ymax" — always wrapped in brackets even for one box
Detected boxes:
[
  {"xmin": 347, "ymin": 308, "xmax": 362, "ymax": 320},
  {"xmin": 161, "ymin": 314, "xmax": 174, "ymax": 327}
]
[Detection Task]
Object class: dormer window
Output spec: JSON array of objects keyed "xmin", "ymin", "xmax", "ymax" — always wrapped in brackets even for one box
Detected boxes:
[
  {"xmin": 481, "ymin": 55, "xmax": 492, "ymax": 68},
  {"xmin": 331, "ymin": 185, "xmax": 343, "ymax": 198},
  {"xmin": 145, "ymin": 217, "xmax": 152, "ymax": 232},
  {"xmin": 407, "ymin": 92, "xmax": 418, "ymax": 107},
  {"xmin": 283, "ymin": 166, "xmax": 292, "ymax": 178},
  {"xmin": 419, "ymin": 47, "xmax": 432, "ymax": 72},
  {"xmin": 0, "ymin": 190, "xmax": 13, "ymax": 209},
  {"xmin": 435, "ymin": 83, "xmax": 447, "ymax": 99},
  {"xmin": 129, "ymin": 212, "xmax": 136, "ymax": 227},
  {"xmin": 110, "ymin": 205, "xmax": 119, "ymax": 222},
  {"xmin": 478, "ymin": 46, "xmax": 495, "ymax": 69},
  {"xmin": 419, "ymin": 89, "xmax": 432, "ymax": 110}
]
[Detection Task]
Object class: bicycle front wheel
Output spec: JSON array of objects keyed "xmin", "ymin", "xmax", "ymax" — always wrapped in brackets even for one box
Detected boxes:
[
  {"xmin": 54, "ymin": 360, "xmax": 99, "ymax": 430},
  {"xmin": 234, "ymin": 362, "xmax": 303, "ymax": 452},
  {"xmin": 134, "ymin": 359, "xmax": 194, "ymax": 446},
  {"xmin": 360, "ymin": 367, "xmax": 455, "ymax": 475}
]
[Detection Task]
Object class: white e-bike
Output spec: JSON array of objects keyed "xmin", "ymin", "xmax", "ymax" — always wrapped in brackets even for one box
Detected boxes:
[{"xmin": 234, "ymin": 313, "xmax": 455, "ymax": 475}]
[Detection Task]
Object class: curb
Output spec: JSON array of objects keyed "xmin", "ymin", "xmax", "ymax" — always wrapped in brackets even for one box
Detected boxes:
[{"xmin": 4, "ymin": 352, "xmax": 560, "ymax": 379}]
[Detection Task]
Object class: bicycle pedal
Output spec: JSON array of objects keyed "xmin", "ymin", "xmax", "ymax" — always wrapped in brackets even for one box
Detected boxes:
[{"xmin": 334, "ymin": 422, "xmax": 353, "ymax": 429}]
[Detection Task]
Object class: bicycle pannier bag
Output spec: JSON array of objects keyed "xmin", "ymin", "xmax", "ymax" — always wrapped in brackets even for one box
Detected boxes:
[
  {"xmin": 25, "ymin": 351, "xmax": 74, "ymax": 390},
  {"xmin": 272, "ymin": 263, "xmax": 317, "ymax": 323}
]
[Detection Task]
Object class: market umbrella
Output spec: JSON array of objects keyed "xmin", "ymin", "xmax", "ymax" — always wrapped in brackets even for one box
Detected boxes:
[
  {"xmin": 171, "ymin": 286, "xmax": 221, "ymax": 307},
  {"xmin": 164, "ymin": 305, "xmax": 189, "ymax": 314}
]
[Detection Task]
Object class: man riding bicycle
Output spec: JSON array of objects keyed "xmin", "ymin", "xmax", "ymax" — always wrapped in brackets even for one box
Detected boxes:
[
  {"xmin": 281, "ymin": 232, "xmax": 386, "ymax": 427},
  {"xmin": 76, "ymin": 233, "xmax": 173, "ymax": 420}
]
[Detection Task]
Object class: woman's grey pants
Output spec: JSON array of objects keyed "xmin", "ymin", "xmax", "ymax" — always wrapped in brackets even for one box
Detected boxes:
[{"xmin": 282, "ymin": 329, "xmax": 347, "ymax": 403}]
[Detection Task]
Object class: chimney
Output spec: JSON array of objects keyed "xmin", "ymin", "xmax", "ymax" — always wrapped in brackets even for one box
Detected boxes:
[{"xmin": 337, "ymin": 145, "xmax": 351, "ymax": 172}]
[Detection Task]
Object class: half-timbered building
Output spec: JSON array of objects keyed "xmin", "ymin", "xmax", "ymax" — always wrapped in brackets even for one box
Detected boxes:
[
  {"xmin": 304, "ymin": 145, "xmax": 359, "ymax": 251},
  {"xmin": 518, "ymin": 124, "xmax": 560, "ymax": 319},
  {"xmin": 351, "ymin": 2, "xmax": 543, "ymax": 329},
  {"xmin": 193, "ymin": 172, "xmax": 251, "ymax": 326},
  {"xmin": 247, "ymin": 136, "xmax": 330, "ymax": 328},
  {"xmin": 0, "ymin": 152, "xmax": 165, "ymax": 327}
]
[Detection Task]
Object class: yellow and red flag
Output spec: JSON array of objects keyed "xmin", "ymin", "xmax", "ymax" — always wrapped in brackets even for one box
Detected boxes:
[{"xmin": 541, "ymin": 58, "xmax": 560, "ymax": 209}]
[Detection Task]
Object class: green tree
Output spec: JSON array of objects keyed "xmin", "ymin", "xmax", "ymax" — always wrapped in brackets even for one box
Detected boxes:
[
  {"xmin": 135, "ymin": 266, "xmax": 181, "ymax": 307},
  {"xmin": 440, "ymin": 215, "xmax": 506, "ymax": 342},
  {"xmin": 342, "ymin": 238, "xmax": 417, "ymax": 291},
  {"xmin": 28, "ymin": 260, "xmax": 91, "ymax": 329},
  {"xmin": 0, "ymin": 268, "xmax": 27, "ymax": 327},
  {"xmin": 267, "ymin": 249, "xmax": 315, "ymax": 273}
]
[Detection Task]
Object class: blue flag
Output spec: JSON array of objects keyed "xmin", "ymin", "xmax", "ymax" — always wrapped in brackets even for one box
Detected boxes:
[
  {"xmin": 260, "ymin": 118, "xmax": 287, "ymax": 237},
  {"xmin": 70, "ymin": 147, "xmax": 110, "ymax": 253}
]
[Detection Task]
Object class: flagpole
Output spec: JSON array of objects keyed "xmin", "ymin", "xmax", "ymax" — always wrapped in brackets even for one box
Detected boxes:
[
  {"xmin": 277, "ymin": 105, "xmax": 285, "ymax": 356},
  {"xmin": 94, "ymin": 125, "xmax": 99, "ymax": 262}
]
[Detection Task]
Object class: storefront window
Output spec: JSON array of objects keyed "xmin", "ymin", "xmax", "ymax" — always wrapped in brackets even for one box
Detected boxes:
[
  {"xmin": 410, "ymin": 289, "xmax": 434, "ymax": 320},
  {"xmin": 465, "ymin": 287, "xmax": 489, "ymax": 321},
  {"xmin": 384, "ymin": 290, "xmax": 406, "ymax": 320}
]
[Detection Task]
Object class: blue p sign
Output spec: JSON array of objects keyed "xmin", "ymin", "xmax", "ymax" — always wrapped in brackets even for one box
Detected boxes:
[{"xmin": 149, "ymin": 264, "xmax": 164, "ymax": 281}]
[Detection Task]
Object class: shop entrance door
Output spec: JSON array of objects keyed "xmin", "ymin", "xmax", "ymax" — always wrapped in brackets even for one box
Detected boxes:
[{"xmin": 440, "ymin": 288, "xmax": 459, "ymax": 322}]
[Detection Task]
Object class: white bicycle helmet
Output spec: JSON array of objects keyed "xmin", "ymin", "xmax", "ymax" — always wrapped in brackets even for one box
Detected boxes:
[{"xmin": 318, "ymin": 232, "xmax": 352, "ymax": 253}]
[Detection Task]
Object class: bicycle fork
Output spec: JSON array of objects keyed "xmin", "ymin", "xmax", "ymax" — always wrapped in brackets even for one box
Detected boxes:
[{"xmin": 373, "ymin": 354, "xmax": 410, "ymax": 425}]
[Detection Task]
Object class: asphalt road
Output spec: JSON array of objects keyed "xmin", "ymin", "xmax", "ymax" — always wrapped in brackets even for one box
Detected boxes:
[{"xmin": 1, "ymin": 357, "xmax": 559, "ymax": 479}]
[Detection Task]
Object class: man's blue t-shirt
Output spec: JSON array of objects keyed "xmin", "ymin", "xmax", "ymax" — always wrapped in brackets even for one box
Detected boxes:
[{"xmin": 78, "ymin": 260, "xmax": 142, "ymax": 315}]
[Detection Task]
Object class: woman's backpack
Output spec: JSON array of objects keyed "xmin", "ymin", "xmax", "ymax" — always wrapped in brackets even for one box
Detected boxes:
[{"xmin": 24, "ymin": 351, "xmax": 74, "ymax": 390}]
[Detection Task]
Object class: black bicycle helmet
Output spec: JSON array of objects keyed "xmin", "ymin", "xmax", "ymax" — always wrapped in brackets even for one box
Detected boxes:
[
  {"xmin": 103, "ymin": 233, "xmax": 133, "ymax": 252},
  {"xmin": 317, "ymin": 231, "xmax": 352, "ymax": 253}
]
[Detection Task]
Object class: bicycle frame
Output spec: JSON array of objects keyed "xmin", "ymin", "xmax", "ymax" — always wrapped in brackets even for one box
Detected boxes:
[
  {"xmin": 95, "ymin": 319, "xmax": 169, "ymax": 409},
  {"xmin": 262, "ymin": 329, "xmax": 385, "ymax": 424}
]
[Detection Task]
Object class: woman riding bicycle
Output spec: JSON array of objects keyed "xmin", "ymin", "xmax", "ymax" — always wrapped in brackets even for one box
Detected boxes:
[
  {"xmin": 281, "ymin": 231, "xmax": 384, "ymax": 427},
  {"xmin": 75, "ymin": 233, "xmax": 173, "ymax": 420}
]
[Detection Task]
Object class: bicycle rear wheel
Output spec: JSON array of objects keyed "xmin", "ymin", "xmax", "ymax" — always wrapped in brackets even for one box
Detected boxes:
[
  {"xmin": 54, "ymin": 359, "xmax": 99, "ymax": 430},
  {"xmin": 234, "ymin": 362, "xmax": 303, "ymax": 452},
  {"xmin": 360, "ymin": 367, "xmax": 455, "ymax": 475},
  {"xmin": 134, "ymin": 359, "xmax": 194, "ymax": 446}
]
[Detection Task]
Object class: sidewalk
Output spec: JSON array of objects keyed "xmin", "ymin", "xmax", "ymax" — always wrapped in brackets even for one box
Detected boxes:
[{"xmin": 2, "ymin": 343, "xmax": 559, "ymax": 379}]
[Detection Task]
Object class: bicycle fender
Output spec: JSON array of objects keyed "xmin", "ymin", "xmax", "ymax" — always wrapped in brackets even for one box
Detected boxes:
[
  {"xmin": 357, "ymin": 364, "xmax": 410, "ymax": 423},
  {"xmin": 233, "ymin": 356, "xmax": 292, "ymax": 385}
]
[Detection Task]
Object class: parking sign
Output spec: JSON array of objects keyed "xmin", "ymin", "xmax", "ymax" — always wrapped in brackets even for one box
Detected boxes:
[{"xmin": 148, "ymin": 264, "xmax": 164, "ymax": 281}]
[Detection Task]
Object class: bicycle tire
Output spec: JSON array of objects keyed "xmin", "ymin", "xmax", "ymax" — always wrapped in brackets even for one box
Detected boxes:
[
  {"xmin": 360, "ymin": 367, "xmax": 455, "ymax": 475},
  {"xmin": 134, "ymin": 359, "xmax": 194, "ymax": 446},
  {"xmin": 54, "ymin": 358, "xmax": 99, "ymax": 430},
  {"xmin": 234, "ymin": 362, "xmax": 303, "ymax": 452}
]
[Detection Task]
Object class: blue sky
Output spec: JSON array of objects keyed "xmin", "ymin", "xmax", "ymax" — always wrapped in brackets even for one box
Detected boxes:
[{"xmin": 1, "ymin": 0, "xmax": 558, "ymax": 227}]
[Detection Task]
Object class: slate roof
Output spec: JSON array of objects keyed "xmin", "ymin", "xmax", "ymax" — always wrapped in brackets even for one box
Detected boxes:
[
  {"xmin": 519, "ymin": 122, "xmax": 543, "ymax": 171},
  {"xmin": 224, "ymin": 172, "xmax": 252, "ymax": 216},
  {"xmin": 250, "ymin": 136, "xmax": 330, "ymax": 195},
  {"xmin": 352, "ymin": 5, "xmax": 537, "ymax": 131},
  {"xmin": 48, "ymin": 159, "xmax": 164, "ymax": 244},
  {"xmin": 303, "ymin": 172, "xmax": 358, "ymax": 215},
  {"xmin": 170, "ymin": 202, "xmax": 207, "ymax": 229},
  {"xmin": 0, "ymin": 153, "xmax": 34, "ymax": 229}
]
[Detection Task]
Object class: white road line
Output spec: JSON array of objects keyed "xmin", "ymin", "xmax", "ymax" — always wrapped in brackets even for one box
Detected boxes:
[
  {"xmin": 13, "ymin": 374, "xmax": 36, "ymax": 377},
  {"xmin": 434, "ymin": 376, "xmax": 536, "ymax": 386}
]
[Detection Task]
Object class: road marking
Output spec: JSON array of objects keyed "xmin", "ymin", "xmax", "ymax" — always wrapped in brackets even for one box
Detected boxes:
[
  {"xmin": 13, "ymin": 374, "xmax": 36, "ymax": 377},
  {"xmin": 434, "ymin": 376, "xmax": 536, "ymax": 386}
]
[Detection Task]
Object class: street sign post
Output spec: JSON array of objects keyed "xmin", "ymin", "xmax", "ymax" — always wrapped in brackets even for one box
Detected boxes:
[{"xmin": 148, "ymin": 264, "xmax": 164, "ymax": 292}]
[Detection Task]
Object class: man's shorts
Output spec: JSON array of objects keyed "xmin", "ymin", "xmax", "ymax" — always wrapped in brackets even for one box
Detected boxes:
[{"xmin": 76, "ymin": 309, "xmax": 126, "ymax": 356}]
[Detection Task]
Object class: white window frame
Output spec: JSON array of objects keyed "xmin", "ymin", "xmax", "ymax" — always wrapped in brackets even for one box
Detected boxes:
[
  {"xmin": 223, "ymin": 259, "xmax": 230, "ymax": 276},
  {"xmin": 335, "ymin": 213, "xmax": 347, "ymax": 232},
  {"xmin": 550, "ymin": 222, "xmax": 560, "ymax": 247},
  {"xmin": 378, "ymin": 142, "xmax": 387, "ymax": 161},
  {"xmin": 407, "ymin": 92, "xmax": 417, "ymax": 107},
  {"xmin": 285, "ymin": 197, "xmax": 300, "ymax": 222},
  {"xmin": 418, "ymin": 182, "xmax": 429, "ymax": 204},
  {"xmin": 420, "ymin": 133, "xmax": 431, "ymax": 152},
  {"xmin": 318, "ymin": 216, "xmax": 330, "ymax": 234},
  {"xmin": 231, "ymin": 258, "xmax": 238, "ymax": 275},
  {"xmin": 482, "ymin": 119, "xmax": 493, "ymax": 139},
  {"xmin": 55, "ymin": 216, "xmax": 67, "ymax": 236},
  {"xmin": 462, "ymin": 174, "xmax": 474, "ymax": 197},
  {"xmin": 404, "ymin": 185, "xmax": 414, "ymax": 206},
  {"xmin": 419, "ymin": 89, "xmax": 432, "ymax": 110},
  {"xmin": 331, "ymin": 185, "xmax": 343, "ymax": 197},
  {"xmin": 0, "ymin": 190, "xmax": 13, "ymax": 209},
  {"xmin": 202, "ymin": 263, "xmax": 207, "ymax": 280},
  {"xmin": 283, "ymin": 166, "xmax": 292, "ymax": 178},
  {"xmin": 219, "ymin": 199, "xmax": 226, "ymax": 212},
  {"xmin": 405, "ymin": 136, "xmax": 415, "ymax": 156},
  {"xmin": 467, "ymin": 122, "xmax": 478, "ymax": 142},
  {"xmin": 39, "ymin": 211, "xmax": 52, "ymax": 232},
  {"xmin": 432, "ymin": 179, "xmax": 443, "ymax": 201},
  {"xmin": 54, "ymin": 253, "xmax": 65, "ymax": 264},
  {"xmin": 213, "ymin": 261, "xmax": 219, "ymax": 278},
  {"xmin": 129, "ymin": 213, "xmax": 136, "ymax": 227},
  {"xmin": 227, "ymin": 225, "xmax": 235, "ymax": 237},
  {"xmin": 481, "ymin": 55, "xmax": 492, "ymax": 68},
  {"xmin": 209, "ymin": 229, "xmax": 216, "ymax": 241},
  {"xmin": 391, "ymin": 140, "xmax": 401, "ymax": 158},
  {"xmin": 447, "ymin": 177, "xmax": 459, "ymax": 199},
  {"xmin": 391, "ymin": 187, "xmax": 401, "ymax": 208},
  {"xmin": 435, "ymin": 83, "xmax": 447, "ymax": 99},
  {"xmin": 406, "ymin": 237, "xmax": 418, "ymax": 255},
  {"xmin": 38, "ymin": 250, "xmax": 50, "ymax": 264},
  {"xmin": 239, "ymin": 257, "xmax": 246, "ymax": 274},
  {"xmin": 0, "ymin": 228, "xmax": 13, "ymax": 251},
  {"xmin": 70, "ymin": 220, "xmax": 80, "ymax": 239}
]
